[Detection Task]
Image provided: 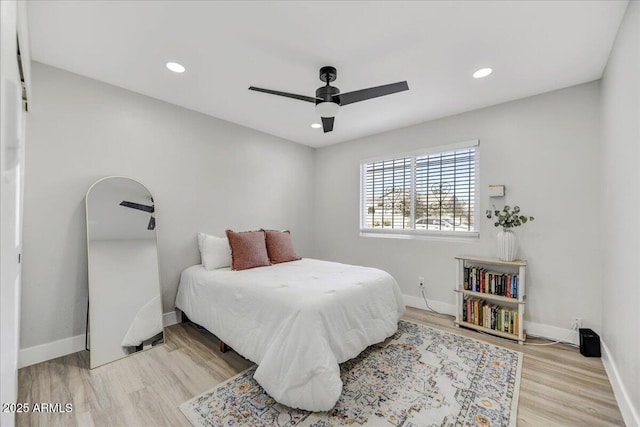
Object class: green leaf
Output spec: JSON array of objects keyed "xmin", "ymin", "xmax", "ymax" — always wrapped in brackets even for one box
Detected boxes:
[{"xmin": 487, "ymin": 205, "xmax": 534, "ymax": 227}]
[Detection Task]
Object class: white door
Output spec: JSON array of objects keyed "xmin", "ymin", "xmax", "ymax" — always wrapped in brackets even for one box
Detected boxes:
[{"xmin": 0, "ymin": 1, "xmax": 26, "ymax": 426}]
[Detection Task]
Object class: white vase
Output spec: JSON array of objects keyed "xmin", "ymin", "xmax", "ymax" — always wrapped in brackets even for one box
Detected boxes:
[{"xmin": 497, "ymin": 228, "xmax": 518, "ymax": 261}]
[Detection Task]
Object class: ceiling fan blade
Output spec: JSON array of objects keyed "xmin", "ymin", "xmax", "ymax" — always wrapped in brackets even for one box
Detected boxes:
[
  {"xmin": 147, "ymin": 216, "xmax": 156, "ymax": 231},
  {"xmin": 335, "ymin": 81, "xmax": 409, "ymax": 106},
  {"xmin": 120, "ymin": 201, "xmax": 154, "ymax": 213},
  {"xmin": 321, "ymin": 117, "xmax": 334, "ymax": 133},
  {"xmin": 248, "ymin": 86, "xmax": 319, "ymax": 103}
]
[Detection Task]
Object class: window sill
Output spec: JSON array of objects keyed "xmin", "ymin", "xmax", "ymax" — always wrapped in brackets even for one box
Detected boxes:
[{"xmin": 360, "ymin": 229, "xmax": 479, "ymax": 243}]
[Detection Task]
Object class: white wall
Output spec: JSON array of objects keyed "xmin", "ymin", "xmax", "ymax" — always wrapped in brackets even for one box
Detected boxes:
[
  {"xmin": 21, "ymin": 62, "xmax": 315, "ymax": 349},
  {"xmin": 314, "ymin": 82, "xmax": 602, "ymax": 335},
  {"xmin": 600, "ymin": 1, "xmax": 640, "ymax": 424}
]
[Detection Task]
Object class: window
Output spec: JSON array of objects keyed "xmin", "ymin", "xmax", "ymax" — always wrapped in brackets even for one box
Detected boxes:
[{"xmin": 360, "ymin": 140, "xmax": 479, "ymax": 237}]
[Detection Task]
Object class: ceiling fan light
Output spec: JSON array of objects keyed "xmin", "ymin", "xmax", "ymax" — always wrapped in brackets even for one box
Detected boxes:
[{"xmin": 315, "ymin": 101, "xmax": 339, "ymax": 117}]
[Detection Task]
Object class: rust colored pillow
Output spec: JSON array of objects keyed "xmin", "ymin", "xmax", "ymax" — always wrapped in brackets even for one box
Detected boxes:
[
  {"xmin": 225, "ymin": 230, "xmax": 271, "ymax": 271},
  {"xmin": 264, "ymin": 229, "xmax": 302, "ymax": 264}
]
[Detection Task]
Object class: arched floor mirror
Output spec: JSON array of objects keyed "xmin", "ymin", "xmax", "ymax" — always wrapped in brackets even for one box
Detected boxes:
[{"xmin": 86, "ymin": 176, "xmax": 163, "ymax": 368}]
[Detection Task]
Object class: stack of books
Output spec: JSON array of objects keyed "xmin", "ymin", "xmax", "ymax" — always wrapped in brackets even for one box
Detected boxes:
[
  {"xmin": 463, "ymin": 266, "xmax": 519, "ymax": 298},
  {"xmin": 462, "ymin": 295, "xmax": 519, "ymax": 334}
]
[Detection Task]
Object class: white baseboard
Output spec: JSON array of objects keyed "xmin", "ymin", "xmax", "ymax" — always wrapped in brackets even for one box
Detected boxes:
[
  {"xmin": 163, "ymin": 310, "xmax": 178, "ymax": 326},
  {"xmin": 19, "ymin": 311, "xmax": 180, "ymax": 368},
  {"xmin": 524, "ymin": 320, "xmax": 578, "ymax": 346},
  {"xmin": 403, "ymin": 294, "xmax": 456, "ymax": 316},
  {"xmin": 18, "ymin": 334, "xmax": 86, "ymax": 368},
  {"xmin": 601, "ymin": 340, "xmax": 640, "ymax": 427}
]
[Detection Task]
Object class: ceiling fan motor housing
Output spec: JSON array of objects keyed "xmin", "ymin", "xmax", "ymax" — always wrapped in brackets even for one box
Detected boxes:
[
  {"xmin": 316, "ymin": 85, "xmax": 340, "ymax": 103},
  {"xmin": 317, "ymin": 66, "xmax": 340, "ymax": 107}
]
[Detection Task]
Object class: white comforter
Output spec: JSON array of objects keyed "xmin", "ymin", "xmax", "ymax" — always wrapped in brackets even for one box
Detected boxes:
[
  {"xmin": 120, "ymin": 295, "xmax": 163, "ymax": 347},
  {"xmin": 175, "ymin": 258, "xmax": 405, "ymax": 411}
]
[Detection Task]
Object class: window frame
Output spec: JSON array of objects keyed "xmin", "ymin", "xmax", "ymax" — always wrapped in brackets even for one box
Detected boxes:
[{"xmin": 359, "ymin": 139, "xmax": 480, "ymax": 239}]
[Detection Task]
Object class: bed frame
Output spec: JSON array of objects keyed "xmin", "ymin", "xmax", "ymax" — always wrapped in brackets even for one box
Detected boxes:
[{"xmin": 180, "ymin": 310, "xmax": 230, "ymax": 353}]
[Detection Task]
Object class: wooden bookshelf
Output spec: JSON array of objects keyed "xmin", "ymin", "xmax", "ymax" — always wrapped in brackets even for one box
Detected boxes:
[{"xmin": 454, "ymin": 256, "xmax": 527, "ymax": 344}]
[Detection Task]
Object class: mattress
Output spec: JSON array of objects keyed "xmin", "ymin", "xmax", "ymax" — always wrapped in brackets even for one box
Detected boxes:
[{"xmin": 175, "ymin": 258, "xmax": 405, "ymax": 411}]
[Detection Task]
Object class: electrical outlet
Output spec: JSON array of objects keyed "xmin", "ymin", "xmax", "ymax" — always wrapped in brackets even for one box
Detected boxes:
[
  {"xmin": 572, "ymin": 317, "xmax": 583, "ymax": 330},
  {"xmin": 418, "ymin": 276, "xmax": 425, "ymax": 288}
]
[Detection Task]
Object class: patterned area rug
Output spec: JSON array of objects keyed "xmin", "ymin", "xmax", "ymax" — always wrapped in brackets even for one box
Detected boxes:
[{"xmin": 180, "ymin": 320, "xmax": 522, "ymax": 427}]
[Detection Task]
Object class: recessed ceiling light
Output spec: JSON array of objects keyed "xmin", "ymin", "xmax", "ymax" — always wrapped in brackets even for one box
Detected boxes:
[
  {"xmin": 166, "ymin": 62, "xmax": 186, "ymax": 73},
  {"xmin": 473, "ymin": 68, "xmax": 493, "ymax": 79},
  {"xmin": 311, "ymin": 123, "xmax": 322, "ymax": 129}
]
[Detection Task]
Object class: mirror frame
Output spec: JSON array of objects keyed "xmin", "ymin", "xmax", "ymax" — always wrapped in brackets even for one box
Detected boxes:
[{"xmin": 85, "ymin": 176, "xmax": 164, "ymax": 368}]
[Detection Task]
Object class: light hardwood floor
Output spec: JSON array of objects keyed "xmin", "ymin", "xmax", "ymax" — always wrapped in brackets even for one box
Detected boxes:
[{"xmin": 17, "ymin": 308, "xmax": 625, "ymax": 426}]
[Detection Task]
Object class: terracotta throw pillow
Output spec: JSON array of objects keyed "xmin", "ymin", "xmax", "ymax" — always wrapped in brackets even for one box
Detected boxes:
[
  {"xmin": 225, "ymin": 230, "xmax": 271, "ymax": 271},
  {"xmin": 264, "ymin": 229, "xmax": 302, "ymax": 264}
]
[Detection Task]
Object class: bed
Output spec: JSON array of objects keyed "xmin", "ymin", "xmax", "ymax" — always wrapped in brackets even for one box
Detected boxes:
[{"xmin": 175, "ymin": 258, "xmax": 405, "ymax": 412}]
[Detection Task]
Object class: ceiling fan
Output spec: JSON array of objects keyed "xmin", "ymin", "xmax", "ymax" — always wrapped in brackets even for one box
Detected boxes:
[
  {"xmin": 249, "ymin": 66, "xmax": 409, "ymax": 133},
  {"xmin": 120, "ymin": 200, "xmax": 156, "ymax": 230}
]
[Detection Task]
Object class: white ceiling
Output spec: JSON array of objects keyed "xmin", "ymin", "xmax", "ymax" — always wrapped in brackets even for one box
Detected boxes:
[{"xmin": 27, "ymin": 1, "xmax": 628, "ymax": 148}]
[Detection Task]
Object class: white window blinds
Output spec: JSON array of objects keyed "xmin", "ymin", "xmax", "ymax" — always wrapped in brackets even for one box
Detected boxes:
[
  {"xmin": 363, "ymin": 157, "xmax": 411, "ymax": 229},
  {"xmin": 361, "ymin": 141, "xmax": 478, "ymax": 236}
]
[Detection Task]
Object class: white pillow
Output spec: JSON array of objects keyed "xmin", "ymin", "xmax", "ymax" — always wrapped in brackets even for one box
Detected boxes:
[{"xmin": 197, "ymin": 233, "xmax": 232, "ymax": 270}]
